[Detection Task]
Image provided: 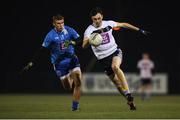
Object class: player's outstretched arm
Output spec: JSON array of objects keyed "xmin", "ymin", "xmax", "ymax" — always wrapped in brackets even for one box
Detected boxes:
[
  {"xmin": 116, "ymin": 22, "xmax": 151, "ymax": 36},
  {"xmin": 116, "ymin": 22, "xmax": 139, "ymax": 31}
]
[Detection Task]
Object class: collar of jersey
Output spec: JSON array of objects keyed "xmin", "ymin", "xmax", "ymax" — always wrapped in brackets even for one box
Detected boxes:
[{"xmin": 54, "ymin": 28, "xmax": 64, "ymax": 34}]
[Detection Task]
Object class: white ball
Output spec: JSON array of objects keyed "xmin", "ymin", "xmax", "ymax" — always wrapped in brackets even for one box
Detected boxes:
[{"xmin": 89, "ymin": 33, "xmax": 103, "ymax": 46}]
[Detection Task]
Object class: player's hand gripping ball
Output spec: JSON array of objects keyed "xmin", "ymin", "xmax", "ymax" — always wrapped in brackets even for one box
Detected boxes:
[{"xmin": 89, "ymin": 33, "xmax": 103, "ymax": 46}]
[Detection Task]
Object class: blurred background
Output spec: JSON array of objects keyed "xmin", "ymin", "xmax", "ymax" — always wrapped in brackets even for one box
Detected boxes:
[{"xmin": 1, "ymin": 0, "xmax": 180, "ymax": 94}]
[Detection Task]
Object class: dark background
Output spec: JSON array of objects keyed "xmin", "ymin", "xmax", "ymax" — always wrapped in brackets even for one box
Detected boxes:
[{"xmin": 1, "ymin": 0, "xmax": 180, "ymax": 93}]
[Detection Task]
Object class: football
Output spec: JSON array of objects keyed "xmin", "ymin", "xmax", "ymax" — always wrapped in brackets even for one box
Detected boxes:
[{"xmin": 89, "ymin": 33, "xmax": 103, "ymax": 46}]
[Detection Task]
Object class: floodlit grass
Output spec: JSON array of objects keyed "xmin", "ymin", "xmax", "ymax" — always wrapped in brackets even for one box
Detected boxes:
[{"xmin": 0, "ymin": 94, "xmax": 180, "ymax": 119}]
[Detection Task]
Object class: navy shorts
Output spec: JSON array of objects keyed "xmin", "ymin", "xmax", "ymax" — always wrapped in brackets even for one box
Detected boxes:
[
  {"xmin": 98, "ymin": 48, "xmax": 122, "ymax": 76},
  {"xmin": 141, "ymin": 78, "xmax": 152, "ymax": 85}
]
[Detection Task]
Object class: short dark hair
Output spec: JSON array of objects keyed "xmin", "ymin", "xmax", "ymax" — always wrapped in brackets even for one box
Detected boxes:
[
  {"xmin": 90, "ymin": 7, "xmax": 103, "ymax": 17},
  {"xmin": 52, "ymin": 14, "xmax": 64, "ymax": 22}
]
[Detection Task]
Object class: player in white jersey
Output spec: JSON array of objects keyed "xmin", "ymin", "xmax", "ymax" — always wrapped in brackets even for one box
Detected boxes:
[
  {"xmin": 137, "ymin": 53, "xmax": 154, "ymax": 100},
  {"xmin": 82, "ymin": 7, "xmax": 150, "ymax": 110}
]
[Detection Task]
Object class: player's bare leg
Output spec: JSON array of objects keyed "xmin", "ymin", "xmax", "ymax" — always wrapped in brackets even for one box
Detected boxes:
[
  {"xmin": 111, "ymin": 56, "xmax": 130, "ymax": 94},
  {"xmin": 61, "ymin": 76, "xmax": 72, "ymax": 90},
  {"xmin": 111, "ymin": 56, "xmax": 136, "ymax": 110},
  {"xmin": 109, "ymin": 74, "xmax": 126, "ymax": 97},
  {"xmin": 146, "ymin": 84, "xmax": 152, "ymax": 99},
  {"xmin": 70, "ymin": 69, "xmax": 82, "ymax": 111},
  {"xmin": 140, "ymin": 85, "xmax": 145, "ymax": 100},
  {"xmin": 109, "ymin": 74, "xmax": 136, "ymax": 110},
  {"xmin": 142, "ymin": 84, "xmax": 152, "ymax": 100}
]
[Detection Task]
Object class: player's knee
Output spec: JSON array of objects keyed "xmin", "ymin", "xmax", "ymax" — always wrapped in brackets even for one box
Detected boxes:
[
  {"xmin": 72, "ymin": 71, "xmax": 81, "ymax": 79},
  {"xmin": 74, "ymin": 79, "xmax": 81, "ymax": 87},
  {"xmin": 61, "ymin": 79, "xmax": 70, "ymax": 90},
  {"xmin": 111, "ymin": 64, "xmax": 119, "ymax": 72},
  {"xmin": 75, "ymin": 71, "xmax": 81, "ymax": 78},
  {"xmin": 72, "ymin": 71, "xmax": 82, "ymax": 87}
]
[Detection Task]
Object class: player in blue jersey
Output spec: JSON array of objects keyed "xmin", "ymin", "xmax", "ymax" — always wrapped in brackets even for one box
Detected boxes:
[{"xmin": 22, "ymin": 14, "xmax": 82, "ymax": 111}]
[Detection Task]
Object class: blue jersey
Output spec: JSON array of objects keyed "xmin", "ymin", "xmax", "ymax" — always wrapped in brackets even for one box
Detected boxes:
[{"xmin": 42, "ymin": 26, "xmax": 80, "ymax": 64}]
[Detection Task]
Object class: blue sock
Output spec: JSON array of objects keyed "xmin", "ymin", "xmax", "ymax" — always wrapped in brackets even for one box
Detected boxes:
[{"xmin": 72, "ymin": 101, "xmax": 79, "ymax": 110}]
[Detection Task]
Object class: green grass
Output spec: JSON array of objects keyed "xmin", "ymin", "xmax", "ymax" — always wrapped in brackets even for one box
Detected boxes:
[{"xmin": 0, "ymin": 94, "xmax": 180, "ymax": 119}]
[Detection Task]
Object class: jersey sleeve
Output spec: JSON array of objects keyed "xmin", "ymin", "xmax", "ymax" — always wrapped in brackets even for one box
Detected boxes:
[
  {"xmin": 137, "ymin": 60, "xmax": 142, "ymax": 69},
  {"xmin": 150, "ymin": 61, "xmax": 155, "ymax": 69},
  {"xmin": 108, "ymin": 20, "xmax": 118, "ymax": 28},
  {"xmin": 69, "ymin": 27, "xmax": 80, "ymax": 40},
  {"xmin": 84, "ymin": 26, "xmax": 92, "ymax": 40},
  {"xmin": 42, "ymin": 33, "xmax": 51, "ymax": 48}
]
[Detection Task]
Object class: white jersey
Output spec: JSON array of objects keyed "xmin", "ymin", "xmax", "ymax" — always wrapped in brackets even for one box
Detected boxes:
[
  {"xmin": 84, "ymin": 20, "xmax": 118, "ymax": 60},
  {"xmin": 137, "ymin": 59, "xmax": 154, "ymax": 79}
]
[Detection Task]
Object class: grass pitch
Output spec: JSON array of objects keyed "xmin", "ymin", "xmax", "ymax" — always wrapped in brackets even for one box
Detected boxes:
[{"xmin": 0, "ymin": 94, "xmax": 180, "ymax": 119}]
